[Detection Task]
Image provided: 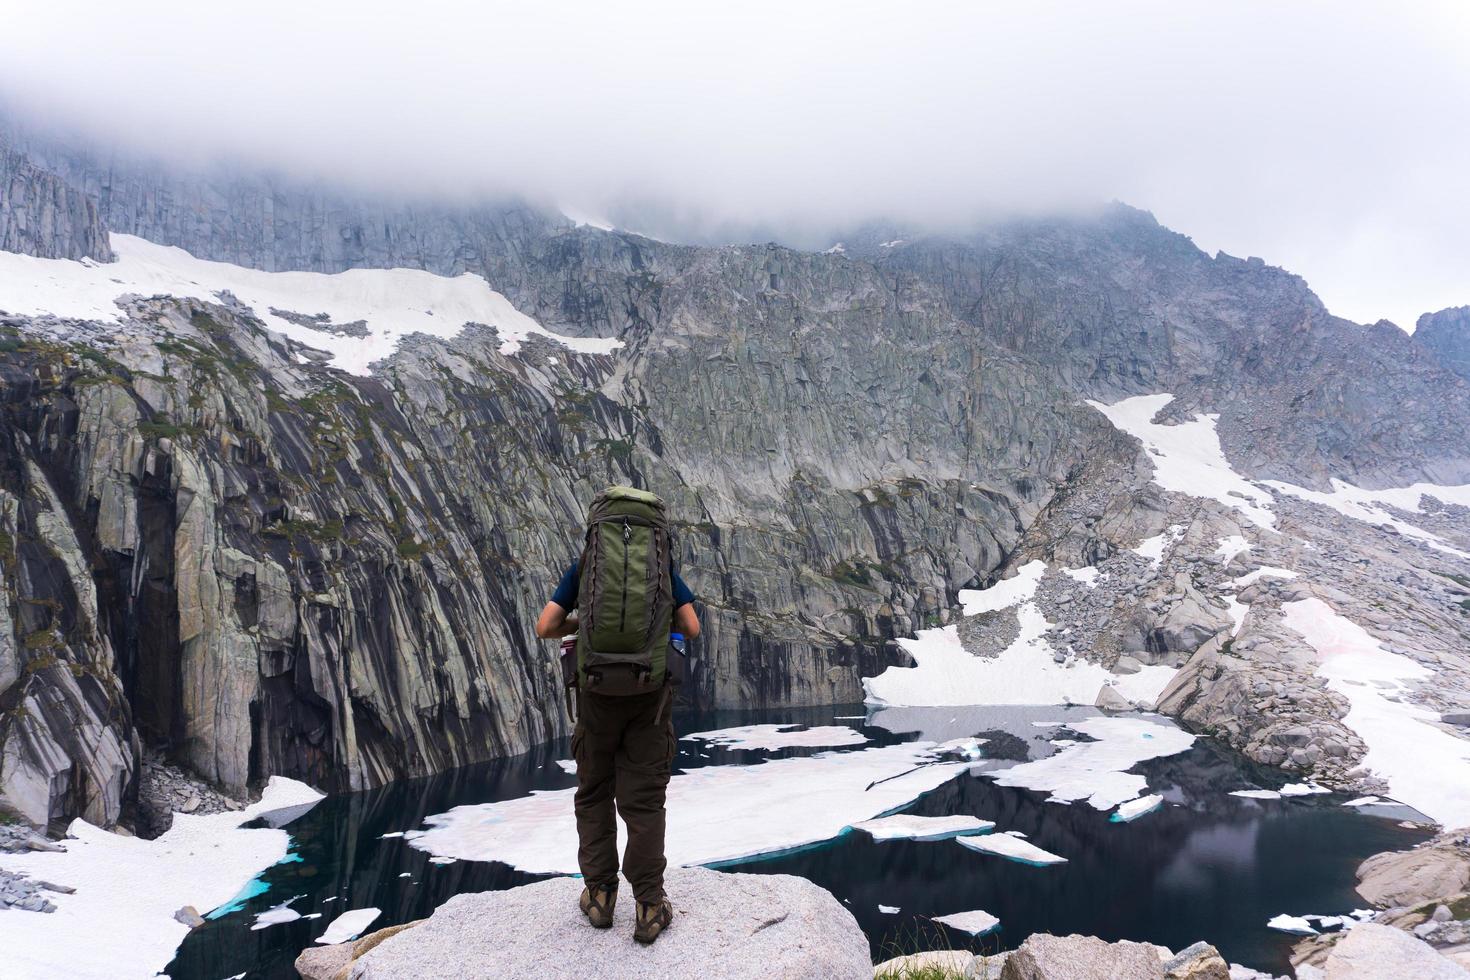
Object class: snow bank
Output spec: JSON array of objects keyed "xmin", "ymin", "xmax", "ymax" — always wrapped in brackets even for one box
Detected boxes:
[
  {"xmin": 0, "ymin": 234, "xmax": 621, "ymax": 374},
  {"xmin": 1133, "ymin": 525, "xmax": 1184, "ymax": 567},
  {"xmin": 1265, "ymin": 479, "xmax": 1470, "ymax": 558},
  {"xmin": 933, "ymin": 909, "xmax": 1001, "ymax": 935},
  {"xmin": 986, "ymin": 717, "xmax": 1195, "ymax": 810},
  {"xmin": 1231, "ymin": 566, "xmax": 1299, "ymax": 587},
  {"xmin": 1063, "ymin": 566, "xmax": 1101, "ymax": 588},
  {"xmin": 957, "ymin": 831, "xmax": 1067, "ymax": 866},
  {"xmin": 681, "ymin": 724, "xmax": 867, "ymax": 751},
  {"xmin": 1215, "ymin": 536, "xmax": 1252, "ymax": 563},
  {"xmin": 1283, "ymin": 597, "xmax": 1470, "ymax": 829},
  {"xmin": 863, "ymin": 615, "xmax": 1175, "ymax": 709},
  {"xmin": 0, "ymin": 776, "xmax": 322, "ymax": 980},
  {"xmin": 851, "ymin": 814, "xmax": 995, "ymax": 841},
  {"xmin": 408, "ymin": 744, "xmax": 968, "ymax": 872},
  {"xmin": 1088, "ymin": 394, "xmax": 1276, "ymax": 529},
  {"xmin": 959, "ymin": 559, "xmax": 1047, "ymax": 614}
]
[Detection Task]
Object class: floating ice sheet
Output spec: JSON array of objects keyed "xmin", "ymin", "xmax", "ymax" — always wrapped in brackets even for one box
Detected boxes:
[
  {"xmin": 987, "ymin": 717, "xmax": 1194, "ymax": 810},
  {"xmin": 1266, "ymin": 913, "xmax": 1318, "ymax": 935},
  {"xmin": 879, "ymin": 904, "xmax": 900, "ymax": 914},
  {"xmin": 933, "ymin": 909, "xmax": 1001, "ymax": 935},
  {"xmin": 1279, "ymin": 783, "xmax": 1331, "ymax": 797},
  {"xmin": 681, "ymin": 724, "xmax": 868, "ymax": 751},
  {"xmin": 1112, "ymin": 794, "xmax": 1164, "ymax": 822},
  {"xmin": 852, "ymin": 814, "xmax": 995, "ymax": 841},
  {"xmin": 409, "ymin": 743, "xmax": 968, "ymax": 873},
  {"xmin": 1284, "ymin": 597, "xmax": 1470, "ymax": 829},
  {"xmin": 1231, "ymin": 789, "xmax": 1282, "ymax": 800},
  {"xmin": 957, "ymin": 832, "xmax": 1066, "ymax": 866},
  {"xmin": 316, "ymin": 907, "xmax": 382, "ymax": 945},
  {"xmin": 0, "ymin": 235, "xmax": 621, "ymax": 374},
  {"xmin": 0, "ymin": 777, "xmax": 322, "ymax": 980}
]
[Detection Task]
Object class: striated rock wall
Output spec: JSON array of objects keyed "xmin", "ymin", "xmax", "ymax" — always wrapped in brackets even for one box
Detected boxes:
[{"xmin": 0, "ymin": 139, "xmax": 113, "ymax": 262}]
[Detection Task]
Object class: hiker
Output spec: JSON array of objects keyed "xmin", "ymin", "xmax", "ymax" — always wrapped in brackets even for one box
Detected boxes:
[{"xmin": 535, "ymin": 486, "xmax": 700, "ymax": 945}]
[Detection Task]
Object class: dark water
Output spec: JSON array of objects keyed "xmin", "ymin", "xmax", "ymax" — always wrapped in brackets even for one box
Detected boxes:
[{"xmin": 167, "ymin": 704, "xmax": 1431, "ymax": 979}]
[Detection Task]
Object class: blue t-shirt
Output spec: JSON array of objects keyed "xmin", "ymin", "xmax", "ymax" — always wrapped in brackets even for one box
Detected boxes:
[{"xmin": 550, "ymin": 562, "xmax": 695, "ymax": 611}]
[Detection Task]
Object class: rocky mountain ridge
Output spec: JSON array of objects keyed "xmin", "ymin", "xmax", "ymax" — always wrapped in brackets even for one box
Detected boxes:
[{"xmin": 0, "ymin": 129, "xmax": 1466, "ymax": 834}]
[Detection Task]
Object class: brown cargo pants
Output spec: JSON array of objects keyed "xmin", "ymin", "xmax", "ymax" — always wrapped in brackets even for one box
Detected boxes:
[{"xmin": 572, "ymin": 687, "xmax": 676, "ymax": 904}]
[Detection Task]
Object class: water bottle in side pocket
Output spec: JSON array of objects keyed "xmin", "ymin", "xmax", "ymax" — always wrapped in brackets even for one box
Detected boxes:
[{"xmin": 668, "ymin": 631, "xmax": 688, "ymax": 686}]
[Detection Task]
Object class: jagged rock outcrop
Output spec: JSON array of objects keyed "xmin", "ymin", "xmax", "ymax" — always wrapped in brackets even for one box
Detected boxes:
[
  {"xmin": 0, "ymin": 139, "xmax": 112, "ymax": 262},
  {"xmin": 1418, "ymin": 307, "xmax": 1470, "ymax": 385}
]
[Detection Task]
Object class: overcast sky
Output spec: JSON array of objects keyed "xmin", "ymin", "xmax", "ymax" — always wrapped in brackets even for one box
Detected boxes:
[{"xmin": 2, "ymin": 2, "xmax": 1467, "ymax": 330}]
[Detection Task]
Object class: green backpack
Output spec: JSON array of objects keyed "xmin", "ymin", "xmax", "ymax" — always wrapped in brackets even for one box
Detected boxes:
[{"xmin": 576, "ymin": 486, "xmax": 674, "ymax": 694}]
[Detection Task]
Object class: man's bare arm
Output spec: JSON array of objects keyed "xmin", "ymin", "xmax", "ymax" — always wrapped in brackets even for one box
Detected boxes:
[
  {"xmin": 674, "ymin": 603, "xmax": 700, "ymax": 640},
  {"xmin": 535, "ymin": 601, "xmax": 579, "ymax": 639}
]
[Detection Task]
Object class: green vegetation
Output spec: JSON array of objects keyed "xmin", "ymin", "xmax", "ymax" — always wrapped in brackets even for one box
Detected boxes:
[
  {"xmin": 1433, "ymin": 570, "xmax": 1470, "ymax": 590},
  {"xmin": 873, "ymin": 920, "xmax": 997, "ymax": 980},
  {"xmin": 396, "ymin": 537, "xmax": 432, "ymax": 560},
  {"xmin": 262, "ymin": 517, "xmax": 344, "ymax": 544},
  {"xmin": 22, "ymin": 629, "xmax": 59, "ymax": 652},
  {"xmin": 830, "ymin": 558, "xmax": 875, "ymax": 588}
]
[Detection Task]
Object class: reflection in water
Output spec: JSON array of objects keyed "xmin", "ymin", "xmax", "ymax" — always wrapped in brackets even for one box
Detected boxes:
[{"xmin": 167, "ymin": 704, "xmax": 1431, "ymax": 979}]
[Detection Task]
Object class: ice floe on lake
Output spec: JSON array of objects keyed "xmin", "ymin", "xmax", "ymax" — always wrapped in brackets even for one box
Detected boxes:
[
  {"xmin": 0, "ymin": 234, "xmax": 621, "ymax": 375},
  {"xmin": 879, "ymin": 904, "xmax": 900, "ymax": 914},
  {"xmin": 408, "ymin": 742, "xmax": 969, "ymax": 873},
  {"xmin": 933, "ymin": 909, "xmax": 1001, "ymax": 935},
  {"xmin": 852, "ymin": 814, "xmax": 995, "ymax": 841},
  {"xmin": 957, "ymin": 831, "xmax": 1067, "ymax": 866},
  {"xmin": 1231, "ymin": 789, "xmax": 1284, "ymax": 800},
  {"xmin": 1283, "ymin": 597, "xmax": 1470, "ymax": 829},
  {"xmin": 0, "ymin": 776, "xmax": 323, "ymax": 980},
  {"xmin": 681, "ymin": 723, "xmax": 868, "ymax": 751},
  {"xmin": 316, "ymin": 906, "xmax": 383, "ymax": 944},
  {"xmin": 1267, "ymin": 913, "xmax": 1318, "ymax": 935},
  {"xmin": 986, "ymin": 717, "xmax": 1194, "ymax": 810},
  {"xmin": 1111, "ymin": 794, "xmax": 1164, "ymax": 822}
]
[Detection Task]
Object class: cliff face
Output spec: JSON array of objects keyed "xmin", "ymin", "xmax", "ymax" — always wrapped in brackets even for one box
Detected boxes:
[
  {"xmin": 1417, "ymin": 307, "xmax": 1470, "ymax": 385},
  {"xmin": 0, "ymin": 139, "xmax": 113, "ymax": 262},
  {"xmin": 0, "ymin": 134, "xmax": 1466, "ymax": 830}
]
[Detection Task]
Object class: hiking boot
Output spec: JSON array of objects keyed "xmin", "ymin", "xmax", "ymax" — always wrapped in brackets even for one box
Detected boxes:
[
  {"xmin": 579, "ymin": 884, "xmax": 616, "ymax": 929},
  {"xmin": 633, "ymin": 898, "xmax": 673, "ymax": 945}
]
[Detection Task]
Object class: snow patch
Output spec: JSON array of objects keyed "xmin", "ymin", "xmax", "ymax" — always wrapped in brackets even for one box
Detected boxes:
[
  {"xmin": 958, "ymin": 559, "xmax": 1046, "ymax": 614},
  {"xmin": 864, "ymin": 611, "xmax": 1174, "ymax": 709},
  {"xmin": 1063, "ymin": 566, "xmax": 1101, "ymax": 588},
  {"xmin": 1231, "ymin": 566, "xmax": 1299, "ymax": 587},
  {"xmin": 1264, "ymin": 479, "xmax": 1470, "ymax": 558},
  {"xmin": 0, "ymin": 234, "xmax": 621, "ymax": 374},
  {"xmin": 408, "ymin": 743, "xmax": 967, "ymax": 873},
  {"xmin": 1133, "ymin": 526, "xmax": 1185, "ymax": 567},
  {"xmin": 1215, "ymin": 536, "xmax": 1252, "ymax": 563},
  {"xmin": 1089, "ymin": 394, "xmax": 1276, "ymax": 529},
  {"xmin": 681, "ymin": 724, "xmax": 868, "ymax": 751},
  {"xmin": 1283, "ymin": 597, "xmax": 1470, "ymax": 829},
  {"xmin": 0, "ymin": 777, "xmax": 323, "ymax": 980}
]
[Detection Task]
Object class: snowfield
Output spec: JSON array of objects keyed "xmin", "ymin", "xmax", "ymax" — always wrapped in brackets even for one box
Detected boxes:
[
  {"xmin": 0, "ymin": 234, "xmax": 621, "ymax": 374},
  {"xmin": 864, "ymin": 559, "xmax": 1176, "ymax": 709},
  {"xmin": 0, "ymin": 777, "xmax": 323, "ymax": 980},
  {"xmin": 1282, "ymin": 597, "xmax": 1470, "ymax": 830},
  {"xmin": 680, "ymin": 724, "xmax": 868, "ymax": 751}
]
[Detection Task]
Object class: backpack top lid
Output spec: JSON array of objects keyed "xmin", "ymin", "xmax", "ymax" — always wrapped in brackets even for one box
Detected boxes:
[{"xmin": 598, "ymin": 485, "xmax": 664, "ymax": 508}]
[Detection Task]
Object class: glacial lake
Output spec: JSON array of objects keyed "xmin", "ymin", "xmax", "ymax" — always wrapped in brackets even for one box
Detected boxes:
[{"xmin": 166, "ymin": 703, "xmax": 1431, "ymax": 979}]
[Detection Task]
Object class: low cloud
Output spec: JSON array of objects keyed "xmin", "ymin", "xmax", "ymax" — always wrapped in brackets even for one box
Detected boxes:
[{"xmin": 2, "ymin": 1, "xmax": 1467, "ymax": 328}]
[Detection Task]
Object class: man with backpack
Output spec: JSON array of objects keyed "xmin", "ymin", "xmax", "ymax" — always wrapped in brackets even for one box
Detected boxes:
[{"xmin": 534, "ymin": 485, "xmax": 701, "ymax": 946}]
